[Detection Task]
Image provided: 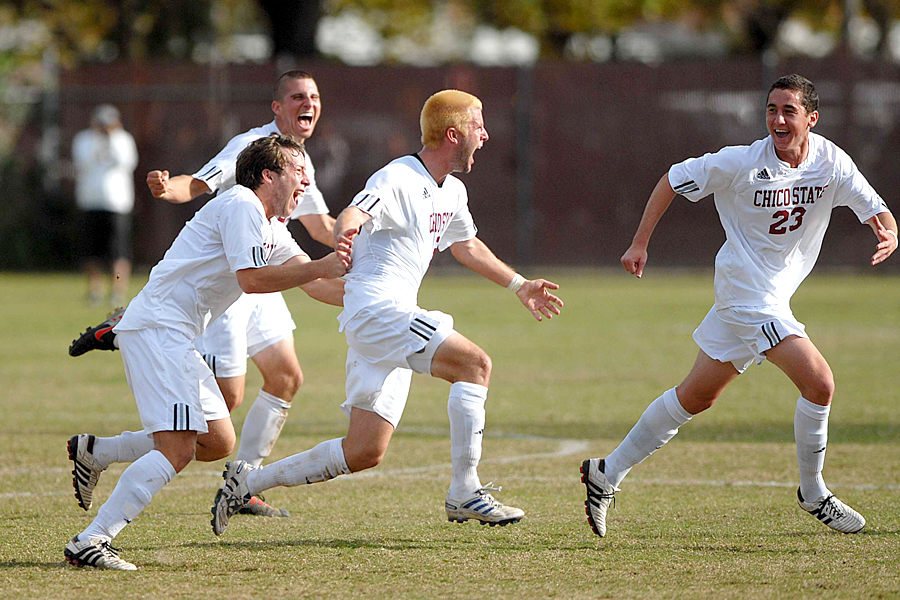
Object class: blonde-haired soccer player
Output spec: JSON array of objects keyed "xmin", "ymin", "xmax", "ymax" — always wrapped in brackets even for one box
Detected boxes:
[
  {"xmin": 212, "ymin": 90, "xmax": 564, "ymax": 534},
  {"xmin": 581, "ymin": 74, "xmax": 897, "ymax": 538}
]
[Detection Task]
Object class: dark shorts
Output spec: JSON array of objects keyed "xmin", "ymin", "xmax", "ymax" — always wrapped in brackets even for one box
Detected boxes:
[{"xmin": 80, "ymin": 210, "xmax": 132, "ymax": 263}]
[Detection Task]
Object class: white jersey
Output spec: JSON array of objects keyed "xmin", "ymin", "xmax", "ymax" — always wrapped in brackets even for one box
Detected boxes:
[
  {"xmin": 117, "ymin": 185, "xmax": 305, "ymax": 339},
  {"xmin": 72, "ymin": 127, "xmax": 139, "ymax": 214},
  {"xmin": 338, "ymin": 154, "xmax": 478, "ymax": 328},
  {"xmin": 669, "ymin": 132, "xmax": 889, "ymax": 309},
  {"xmin": 191, "ymin": 120, "xmax": 328, "ymax": 219}
]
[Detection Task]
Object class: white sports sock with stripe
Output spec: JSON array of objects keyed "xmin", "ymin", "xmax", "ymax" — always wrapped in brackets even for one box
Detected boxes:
[
  {"xmin": 447, "ymin": 381, "xmax": 487, "ymax": 499},
  {"xmin": 92, "ymin": 431, "xmax": 155, "ymax": 469},
  {"xmin": 81, "ymin": 450, "xmax": 175, "ymax": 541},
  {"xmin": 794, "ymin": 396, "xmax": 830, "ymax": 501},
  {"xmin": 236, "ymin": 390, "xmax": 291, "ymax": 467},
  {"xmin": 604, "ymin": 387, "xmax": 693, "ymax": 488},
  {"xmin": 247, "ymin": 437, "xmax": 349, "ymax": 495}
]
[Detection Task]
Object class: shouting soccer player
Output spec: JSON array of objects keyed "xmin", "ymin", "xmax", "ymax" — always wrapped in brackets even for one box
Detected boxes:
[
  {"xmin": 64, "ymin": 135, "xmax": 348, "ymax": 570},
  {"xmin": 69, "ymin": 71, "xmax": 334, "ymax": 517},
  {"xmin": 581, "ymin": 74, "xmax": 897, "ymax": 538},
  {"xmin": 211, "ymin": 90, "xmax": 564, "ymax": 536}
]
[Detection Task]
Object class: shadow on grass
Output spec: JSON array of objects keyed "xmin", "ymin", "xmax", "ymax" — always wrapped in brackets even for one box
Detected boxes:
[{"xmin": 0, "ymin": 560, "xmax": 68, "ymax": 569}]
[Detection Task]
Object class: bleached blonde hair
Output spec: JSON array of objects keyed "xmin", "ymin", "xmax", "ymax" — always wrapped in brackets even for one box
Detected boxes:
[{"xmin": 420, "ymin": 90, "xmax": 482, "ymax": 149}]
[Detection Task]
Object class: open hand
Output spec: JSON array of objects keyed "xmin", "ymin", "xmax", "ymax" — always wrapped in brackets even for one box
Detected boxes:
[
  {"xmin": 516, "ymin": 279, "xmax": 563, "ymax": 322},
  {"xmin": 871, "ymin": 219, "xmax": 897, "ymax": 266}
]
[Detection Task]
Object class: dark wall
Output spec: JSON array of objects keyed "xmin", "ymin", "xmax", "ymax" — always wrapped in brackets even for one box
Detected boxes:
[{"xmin": 46, "ymin": 59, "xmax": 900, "ymax": 271}]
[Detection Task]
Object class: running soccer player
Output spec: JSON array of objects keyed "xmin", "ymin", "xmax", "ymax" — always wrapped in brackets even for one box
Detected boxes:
[
  {"xmin": 210, "ymin": 89, "xmax": 564, "ymax": 536},
  {"xmin": 64, "ymin": 134, "xmax": 349, "ymax": 570},
  {"xmin": 581, "ymin": 74, "xmax": 897, "ymax": 538},
  {"xmin": 69, "ymin": 71, "xmax": 333, "ymax": 517}
]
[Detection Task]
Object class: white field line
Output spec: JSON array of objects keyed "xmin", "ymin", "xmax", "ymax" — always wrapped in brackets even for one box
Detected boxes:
[{"xmin": 5, "ymin": 431, "xmax": 900, "ymax": 499}]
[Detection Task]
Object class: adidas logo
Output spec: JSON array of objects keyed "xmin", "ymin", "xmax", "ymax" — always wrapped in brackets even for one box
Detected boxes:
[
  {"xmin": 756, "ymin": 168, "xmax": 771, "ymax": 180},
  {"xmin": 423, "ymin": 188, "xmax": 432, "ymax": 199}
]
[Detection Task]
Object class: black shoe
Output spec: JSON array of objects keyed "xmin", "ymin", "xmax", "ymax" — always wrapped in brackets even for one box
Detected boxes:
[{"xmin": 69, "ymin": 307, "xmax": 125, "ymax": 357}]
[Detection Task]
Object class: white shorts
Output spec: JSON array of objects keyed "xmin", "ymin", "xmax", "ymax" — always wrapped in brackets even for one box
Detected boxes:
[
  {"xmin": 693, "ymin": 305, "xmax": 808, "ymax": 373},
  {"xmin": 340, "ymin": 304, "xmax": 456, "ymax": 428},
  {"xmin": 194, "ymin": 292, "xmax": 296, "ymax": 378},
  {"xmin": 118, "ymin": 328, "xmax": 230, "ymax": 434}
]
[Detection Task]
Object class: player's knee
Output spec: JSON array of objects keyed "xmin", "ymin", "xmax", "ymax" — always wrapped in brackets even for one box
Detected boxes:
[
  {"xmin": 266, "ymin": 365, "xmax": 303, "ymax": 400},
  {"xmin": 465, "ymin": 349, "xmax": 492, "ymax": 386},
  {"xmin": 223, "ymin": 388, "xmax": 244, "ymax": 412},
  {"xmin": 344, "ymin": 444, "xmax": 386, "ymax": 472},
  {"xmin": 677, "ymin": 387, "xmax": 719, "ymax": 414},
  {"xmin": 803, "ymin": 377, "xmax": 835, "ymax": 406}
]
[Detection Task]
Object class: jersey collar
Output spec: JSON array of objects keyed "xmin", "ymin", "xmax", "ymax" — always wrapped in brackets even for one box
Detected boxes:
[{"xmin": 411, "ymin": 153, "xmax": 444, "ymax": 188}]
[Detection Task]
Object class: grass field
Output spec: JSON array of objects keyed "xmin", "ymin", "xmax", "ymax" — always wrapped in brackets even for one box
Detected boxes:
[{"xmin": 1, "ymin": 269, "xmax": 898, "ymax": 598}]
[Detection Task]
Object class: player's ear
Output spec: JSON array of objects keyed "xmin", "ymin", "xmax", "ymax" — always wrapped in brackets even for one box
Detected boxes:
[
  {"xmin": 271, "ymin": 99, "xmax": 281, "ymax": 116},
  {"xmin": 808, "ymin": 110, "xmax": 818, "ymax": 129},
  {"xmin": 446, "ymin": 127, "xmax": 460, "ymax": 144}
]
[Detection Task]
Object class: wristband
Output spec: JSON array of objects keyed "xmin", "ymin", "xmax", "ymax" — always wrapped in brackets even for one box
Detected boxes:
[
  {"xmin": 506, "ymin": 273, "xmax": 526, "ymax": 293},
  {"xmin": 885, "ymin": 229, "xmax": 897, "ymax": 240}
]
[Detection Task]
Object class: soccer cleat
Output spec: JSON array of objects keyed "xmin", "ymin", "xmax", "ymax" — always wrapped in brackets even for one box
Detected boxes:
[
  {"xmin": 68, "ymin": 434, "xmax": 106, "ymax": 511},
  {"xmin": 797, "ymin": 488, "xmax": 865, "ymax": 533},
  {"xmin": 581, "ymin": 458, "xmax": 619, "ymax": 537},
  {"xmin": 64, "ymin": 535, "xmax": 136, "ymax": 571},
  {"xmin": 69, "ymin": 307, "xmax": 125, "ymax": 357},
  {"xmin": 238, "ymin": 495, "xmax": 290, "ymax": 517},
  {"xmin": 445, "ymin": 483, "xmax": 524, "ymax": 526},
  {"xmin": 211, "ymin": 460, "xmax": 254, "ymax": 536}
]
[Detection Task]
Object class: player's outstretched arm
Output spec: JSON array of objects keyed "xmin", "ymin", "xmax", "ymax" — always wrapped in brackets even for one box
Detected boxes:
[
  {"xmin": 236, "ymin": 252, "xmax": 348, "ymax": 294},
  {"xmin": 621, "ymin": 173, "xmax": 677, "ymax": 278},
  {"xmin": 300, "ymin": 278, "xmax": 345, "ymax": 307},
  {"xmin": 146, "ymin": 171, "xmax": 211, "ymax": 204},
  {"xmin": 867, "ymin": 212, "xmax": 898, "ymax": 266},
  {"xmin": 449, "ymin": 237, "xmax": 563, "ymax": 322},
  {"xmin": 298, "ymin": 213, "xmax": 337, "ymax": 247}
]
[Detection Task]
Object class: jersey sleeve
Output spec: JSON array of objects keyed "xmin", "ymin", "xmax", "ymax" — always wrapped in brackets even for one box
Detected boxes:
[
  {"xmin": 268, "ymin": 220, "xmax": 309, "ymax": 266},
  {"xmin": 193, "ymin": 132, "xmax": 261, "ymax": 194},
  {"xmin": 348, "ymin": 168, "xmax": 401, "ymax": 233},
  {"xmin": 668, "ymin": 146, "xmax": 744, "ymax": 203},
  {"xmin": 438, "ymin": 185, "xmax": 478, "ymax": 251},
  {"xmin": 219, "ymin": 197, "xmax": 270, "ymax": 272},
  {"xmin": 290, "ymin": 152, "xmax": 330, "ymax": 218},
  {"xmin": 832, "ymin": 149, "xmax": 890, "ymax": 223}
]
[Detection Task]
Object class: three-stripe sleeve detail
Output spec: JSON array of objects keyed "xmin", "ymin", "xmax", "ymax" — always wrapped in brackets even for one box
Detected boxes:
[
  {"xmin": 196, "ymin": 166, "xmax": 222, "ymax": 181},
  {"xmin": 353, "ymin": 193, "xmax": 381, "ymax": 213},
  {"xmin": 250, "ymin": 246, "xmax": 267, "ymax": 267},
  {"xmin": 673, "ymin": 180, "xmax": 699, "ymax": 195}
]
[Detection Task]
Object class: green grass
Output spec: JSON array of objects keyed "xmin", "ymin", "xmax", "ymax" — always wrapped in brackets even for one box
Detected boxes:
[{"xmin": 1, "ymin": 270, "xmax": 899, "ymax": 598}]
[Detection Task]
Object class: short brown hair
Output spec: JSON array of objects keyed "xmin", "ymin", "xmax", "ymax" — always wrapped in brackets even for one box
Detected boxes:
[
  {"xmin": 236, "ymin": 134, "xmax": 304, "ymax": 190},
  {"xmin": 274, "ymin": 70, "xmax": 315, "ymax": 101},
  {"xmin": 769, "ymin": 74, "xmax": 818, "ymax": 114},
  {"xmin": 420, "ymin": 90, "xmax": 482, "ymax": 149}
]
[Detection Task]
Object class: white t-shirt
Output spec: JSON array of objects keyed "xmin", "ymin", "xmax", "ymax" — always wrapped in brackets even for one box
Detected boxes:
[
  {"xmin": 668, "ymin": 132, "xmax": 889, "ymax": 309},
  {"xmin": 191, "ymin": 120, "xmax": 328, "ymax": 219},
  {"xmin": 117, "ymin": 185, "xmax": 305, "ymax": 339},
  {"xmin": 72, "ymin": 128, "xmax": 139, "ymax": 214},
  {"xmin": 338, "ymin": 154, "xmax": 478, "ymax": 328}
]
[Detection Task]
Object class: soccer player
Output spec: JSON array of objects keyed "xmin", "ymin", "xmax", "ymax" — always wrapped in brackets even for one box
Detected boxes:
[
  {"xmin": 69, "ymin": 71, "xmax": 334, "ymax": 517},
  {"xmin": 210, "ymin": 89, "xmax": 564, "ymax": 536},
  {"xmin": 63, "ymin": 134, "xmax": 349, "ymax": 570},
  {"xmin": 581, "ymin": 74, "xmax": 897, "ymax": 538}
]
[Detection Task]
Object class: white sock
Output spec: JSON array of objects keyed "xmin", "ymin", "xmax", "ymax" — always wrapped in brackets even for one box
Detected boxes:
[
  {"xmin": 81, "ymin": 450, "xmax": 175, "ymax": 541},
  {"xmin": 236, "ymin": 390, "xmax": 291, "ymax": 467},
  {"xmin": 795, "ymin": 396, "xmax": 830, "ymax": 501},
  {"xmin": 447, "ymin": 381, "xmax": 487, "ymax": 499},
  {"xmin": 113, "ymin": 335, "xmax": 119, "ymax": 349},
  {"xmin": 604, "ymin": 387, "xmax": 693, "ymax": 488},
  {"xmin": 92, "ymin": 431, "xmax": 155, "ymax": 469},
  {"xmin": 246, "ymin": 438, "xmax": 349, "ymax": 496}
]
